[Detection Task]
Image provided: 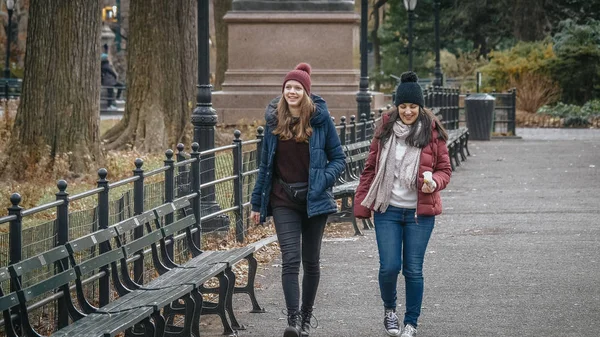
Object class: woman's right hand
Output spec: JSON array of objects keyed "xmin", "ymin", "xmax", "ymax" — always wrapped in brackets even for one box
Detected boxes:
[{"xmin": 250, "ymin": 211, "xmax": 261, "ymax": 225}]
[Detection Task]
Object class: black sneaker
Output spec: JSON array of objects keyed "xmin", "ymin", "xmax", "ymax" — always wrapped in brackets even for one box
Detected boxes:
[{"xmin": 384, "ymin": 308, "xmax": 401, "ymax": 336}]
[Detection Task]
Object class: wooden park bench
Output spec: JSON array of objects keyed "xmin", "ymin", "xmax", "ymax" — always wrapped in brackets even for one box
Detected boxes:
[
  {"xmin": 0, "ymin": 196, "xmax": 277, "ymax": 337},
  {"xmin": 332, "ymin": 140, "xmax": 374, "ymax": 236},
  {"xmin": 432, "ymin": 107, "xmax": 470, "ymax": 171}
]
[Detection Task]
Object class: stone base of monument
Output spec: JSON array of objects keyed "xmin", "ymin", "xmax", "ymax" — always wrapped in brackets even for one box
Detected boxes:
[{"xmin": 213, "ymin": 10, "xmax": 384, "ymax": 125}]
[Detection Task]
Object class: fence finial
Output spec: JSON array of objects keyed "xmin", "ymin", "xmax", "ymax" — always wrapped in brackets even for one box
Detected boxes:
[
  {"xmin": 165, "ymin": 149, "xmax": 174, "ymax": 160},
  {"xmin": 134, "ymin": 158, "xmax": 144, "ymax": 169},
  {"xmin": 9, "ymin": 193, "xmax": 21, "ymax": 206},
  {"xmin": 341, "ymin": 116, "xmax": 346, "ymax": 124},
  {"xmin": 233, "ymin": 130, "xmax": 242, "ymax": 140},
  {"xmin": 257, "ymin": 126, "xmax": 264, "ymax": 136},
  {"xmin": 177, "ymin": 143, "xmax": 185, "ymax": 153},
  {"xmin": 98, "ymin": 168, "xmax": 108, "ymax": 180},
  {"xmin": 191, "ymin": 142, "xmax": 200, "ymax": 152},
  {"xmin": 57, "ymin": 180, "xmax": 68, "ymax": 192}
]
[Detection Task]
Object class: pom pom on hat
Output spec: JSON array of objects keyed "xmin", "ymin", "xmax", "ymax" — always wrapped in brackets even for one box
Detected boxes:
[
  {"xmin": 394, "ymin": 71, "xmax": 424, "ymax": 107},
  {"xmin": 283, "ymin": 63, "xmax": 312, "ymax": 96},
  {"xmin": 400, "ymin": 71, "xmax": 418, "ymax": 83},
  {"xmin": 294, "ymin": 62, "xmax": 311, "ymax": 76}
]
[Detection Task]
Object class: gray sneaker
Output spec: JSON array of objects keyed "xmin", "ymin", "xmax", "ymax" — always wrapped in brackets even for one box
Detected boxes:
[
  {"xmin": 383, "ymin": 309, "xmax": 401, "ymax": 336},
  {"xmin": 400, "ymin": 324, "xmax": 417, "ymax": 337}
]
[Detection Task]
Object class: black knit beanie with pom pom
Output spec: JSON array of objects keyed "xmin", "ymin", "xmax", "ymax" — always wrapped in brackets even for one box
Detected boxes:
[{"xmin": 394, "ymin": 71, "xmax": 424, "ymax": 107}]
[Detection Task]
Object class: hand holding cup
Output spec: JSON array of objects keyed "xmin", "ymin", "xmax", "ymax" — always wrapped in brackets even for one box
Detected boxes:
[{"xmin": 422, "ymin": 171, "xmax": 436, "ymax": 193}]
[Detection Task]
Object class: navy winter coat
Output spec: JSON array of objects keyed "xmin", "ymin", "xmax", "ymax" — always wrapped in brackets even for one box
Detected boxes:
[{"xmin": 251, "ymin": 94, "xmax": 346, "ymax": 223}]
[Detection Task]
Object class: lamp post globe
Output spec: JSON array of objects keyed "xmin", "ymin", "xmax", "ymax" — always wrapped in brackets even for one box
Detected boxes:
[
  {"xmin": 403, "ymin": 0, "xmax": 417, "ymax": 11},
  {"xmin": 403, "ymin": 0, "xmax": 417, "ymax": 71}
]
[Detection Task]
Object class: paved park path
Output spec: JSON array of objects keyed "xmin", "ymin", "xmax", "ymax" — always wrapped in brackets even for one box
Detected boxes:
[{"xmin": 203, "ymin": 128, "xmax": 600, "ymax": 337}]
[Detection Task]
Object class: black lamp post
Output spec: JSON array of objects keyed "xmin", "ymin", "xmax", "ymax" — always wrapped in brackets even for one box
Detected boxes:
[
  {"xmin": 4, "ymin": 0, "xmax": 14, "ymax": 99},
  {"xmin": 356, "ymin": 0, "xmax": 371, "ymax": 118},
  {"xmin": 192, "ymin": 0, "xmax": 226, "ymax": 234},
  {"xmin": 403, "ymin": 0, "xmax": 417, "ymax": 71},
  {"xmin": 432, "ymin": 0, "xmax": 443, "ymax": 87}
]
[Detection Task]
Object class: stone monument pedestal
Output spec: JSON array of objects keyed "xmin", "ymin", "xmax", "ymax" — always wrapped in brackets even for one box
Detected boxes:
[{"xmin": 213, "ymin": 9, "xmax": 384, "ymax": 124}]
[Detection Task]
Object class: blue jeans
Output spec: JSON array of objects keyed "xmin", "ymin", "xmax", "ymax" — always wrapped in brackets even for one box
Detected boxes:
[{"xmin": 374, "ymin": 206, "xmax": 435, "ymax": 328}]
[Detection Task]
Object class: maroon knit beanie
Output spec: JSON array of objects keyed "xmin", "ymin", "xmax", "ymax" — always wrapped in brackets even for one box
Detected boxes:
[{"xmin": 282, "ymin": 63, "xmax": 312, "ymax": 96}]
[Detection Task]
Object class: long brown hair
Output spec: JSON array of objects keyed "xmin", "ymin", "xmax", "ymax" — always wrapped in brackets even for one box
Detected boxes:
[
  {"xmin": 272, "ymin": 94, "xmax": 315, "ymax": 142},
  {"xmin": 377, "ymin": 106, "xmax": 448, "ymax": 148}
]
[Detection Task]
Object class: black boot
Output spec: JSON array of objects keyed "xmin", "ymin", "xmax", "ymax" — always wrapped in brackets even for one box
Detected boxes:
[
  {"xmin": 283, "ymin": 311, "xmax": 302, "ymax": 337},
  {"xmin": 300, "ymin": 306, "xmax": 317, "ymax": 336}
]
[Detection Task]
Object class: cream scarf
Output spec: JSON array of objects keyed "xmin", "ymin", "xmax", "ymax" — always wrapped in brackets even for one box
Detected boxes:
[{"xmin": 361, "ymin": 121, "xmax": 422, "ymax": 213}]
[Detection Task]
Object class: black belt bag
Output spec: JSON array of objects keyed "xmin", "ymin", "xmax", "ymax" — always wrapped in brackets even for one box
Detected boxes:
[{"xmin": 278, "ymin": 177, "xmax": 308, "ymax": 204}]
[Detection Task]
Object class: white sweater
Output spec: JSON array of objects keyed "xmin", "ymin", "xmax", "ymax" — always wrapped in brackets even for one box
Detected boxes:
[{"xmin": 389, "ymin": 141, "xmax": 418, "ymax": 209}]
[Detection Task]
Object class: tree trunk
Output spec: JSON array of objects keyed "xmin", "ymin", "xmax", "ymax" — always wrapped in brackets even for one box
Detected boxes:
[
  {"xmin": 371, "ymin": 0, "xmax": 386, "ymax": 92},
  {"xmin": 214, "ymin": 0, "xmax": 232, "ymax": 91},
  {"xmin": 102, "ymin": 0, "xmax": 197, "ymax": 152},
  {"xmin": 0, "ymin": 0, "xmax": 102, "ymax": 180}
]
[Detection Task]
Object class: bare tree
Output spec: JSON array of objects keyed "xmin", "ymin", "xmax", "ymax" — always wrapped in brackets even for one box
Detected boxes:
[
  {"xmin": 1, "ymin": 0, "xmax": 102, "ymax": 180},
  {"xmin": 102, "ymin": 0, "xmax": 197, "ymax": 152}
]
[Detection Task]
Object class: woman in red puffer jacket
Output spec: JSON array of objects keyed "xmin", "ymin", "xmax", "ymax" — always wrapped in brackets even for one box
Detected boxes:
[{"xmin": 354, "ymin": 71, "xmax": 451, "ymax": 337}]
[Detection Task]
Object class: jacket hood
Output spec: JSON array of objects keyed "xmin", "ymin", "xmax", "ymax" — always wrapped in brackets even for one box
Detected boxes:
[{"xmin": 265, "ymin": 94, "xmax": 331, "ymax": 127}]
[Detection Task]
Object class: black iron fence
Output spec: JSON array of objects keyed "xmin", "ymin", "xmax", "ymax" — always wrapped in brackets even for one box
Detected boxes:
[
  {"xmin": 0, "ymin": 78, "xmax": 22, "ymax": 99},
  {"xmin": 490, "ymin": 89, "xmax": 517, "ymax": 135},
  {"xmin": 424, "ymin": 86, "xmax": 461, "ymax": 131}
]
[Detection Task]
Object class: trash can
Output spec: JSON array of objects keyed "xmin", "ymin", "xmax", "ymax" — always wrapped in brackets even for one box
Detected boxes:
[{"xmin": 465, "ymin": 93, "xmax": 495, "ymax": 141}]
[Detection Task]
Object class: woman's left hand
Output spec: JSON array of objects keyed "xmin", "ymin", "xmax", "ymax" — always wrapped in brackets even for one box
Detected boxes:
[{"xmin": 421, "ymin": 179, "xmax": 437, "ymax": 193}]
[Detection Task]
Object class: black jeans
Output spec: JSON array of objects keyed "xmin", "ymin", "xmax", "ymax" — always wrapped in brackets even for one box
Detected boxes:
[{"xmin": 272, "ymin": 207, "xmax": 328, "ymax": 313}]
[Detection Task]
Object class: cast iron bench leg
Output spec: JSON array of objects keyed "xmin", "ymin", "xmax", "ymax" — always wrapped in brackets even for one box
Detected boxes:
[
  {"xmin": 163, "ymin": 293, "xmax": 196, "ymax": 337},
  {"xmin": 233, "ymin": 254, "xmax": 265, "ymax": 313},
  {"xmin": 365, "ymin": 217, "xmax": 374, "ymax": 229},
  {"xmin": 459, "ymin": 135, "xmax": 467, "ymax": 161},
  {"xmin": 454, "ymin": 140, "xmax": 461, "ymax": 167},
  {"xmin": 449, "ymin": 144, "xmax": 456, "ymax": 171},
  {"xmin": 224, "ymin": 267, "xmax": 246, "ymax": 330},
  {"xmin": 350, "ymin": 196, "xmax": 364, "ymax": 236},
  {"xmin": 151, "ymin": 311, "xmax": 165, "ymax": 337},
  {"xmin": 125, "ymin": 317, "xmax": 155, "ymax": 337},
  {"xmin": 200, "ymin": 272, "xmax": 236, "ymax": 336},
  {"xmin": 191, "ymin": 290, "xmax": 204, "ymax": 337},
  {"xmin": 352, "ymin": 215, "xmax": 363, "ymax": 236}
]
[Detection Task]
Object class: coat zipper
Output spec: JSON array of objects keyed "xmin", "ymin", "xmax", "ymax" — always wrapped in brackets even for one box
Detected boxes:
[
  {"xmin": 415, "ymin": 152, "xmax": 421, "ymax": 224},
  {"xmin": 307, "ymin": 138, "xmax": 311, "ymax": 216}
]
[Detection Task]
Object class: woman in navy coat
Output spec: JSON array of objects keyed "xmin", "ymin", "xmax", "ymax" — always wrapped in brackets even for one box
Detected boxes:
[{"xmin": 250, "ymin": 63, "xmax": 345, "ymax": 337}]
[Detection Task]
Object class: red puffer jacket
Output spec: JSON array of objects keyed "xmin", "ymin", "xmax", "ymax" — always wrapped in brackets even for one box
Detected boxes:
[{"xmin": 354, "ymin": 113, "xmax": 452, "ymax": 218}]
